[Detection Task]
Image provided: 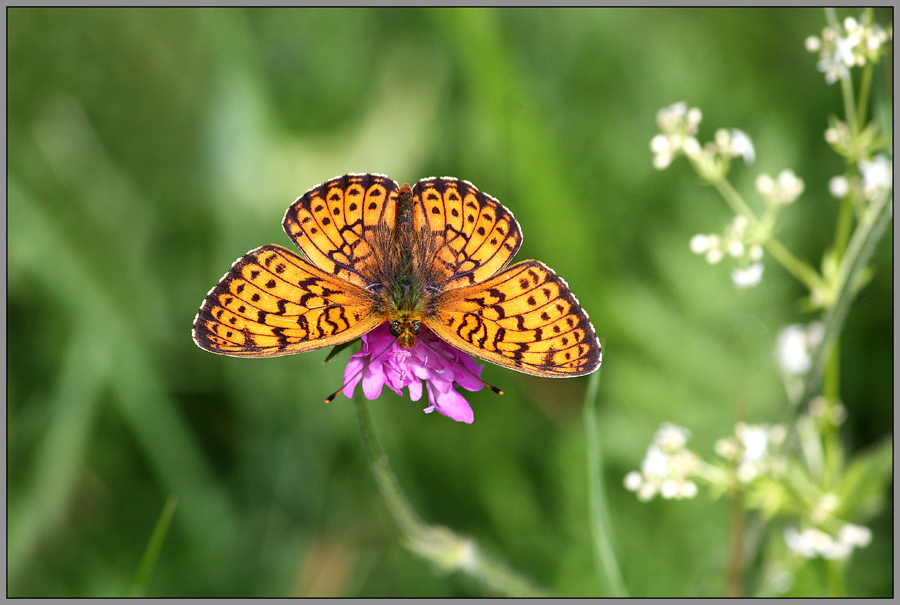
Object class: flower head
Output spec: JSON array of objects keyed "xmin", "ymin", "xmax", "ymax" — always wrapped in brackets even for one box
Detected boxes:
[
  {"xmin": 807, "ymin": 14, "xmax": 891, "ymax": 84},
  {"xmin": 756, "ymin": 170, "xmax": 804, "ymax": 206},
  {"xmin": 342, "ymin": 322, "xmax": 484, "ymax": 424},
  {"xmin": 650, "ymin": 102, "xmax": 702, "ymax": 169},
  {"xmin": 625, "ymin": 423, "xmax": 699, "ymax": 501},
  {"xmin": 784, "ymin": 523, "xmax": 872, "ymax": 560},
  {"xmin": 859, "ymin": 154, "xmax": 892, "ymax": 201}
]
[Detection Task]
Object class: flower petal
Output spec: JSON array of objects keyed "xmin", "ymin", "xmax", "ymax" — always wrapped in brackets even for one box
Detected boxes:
[{"xmin": 429, "ymin": 387, "xmax": 474, "ymax": 424}]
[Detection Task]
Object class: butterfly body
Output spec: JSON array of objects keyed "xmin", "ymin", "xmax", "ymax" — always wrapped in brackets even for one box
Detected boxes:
[{"xmin": 194, "ymin": 174, "xmax": 601, "ymax": 377}]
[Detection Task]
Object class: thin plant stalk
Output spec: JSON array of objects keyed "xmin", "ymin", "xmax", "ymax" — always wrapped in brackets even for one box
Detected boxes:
[
  {"xmin": 128, "ymin": 497, "xmax": 178, "ymax": 597},
  {"xmin": 353, "ymin": 393, "xmax": 551, "ymax": 597},
  {"xmin": 583, "ymin": 369, "xmax": 628, "ymax": 597}
]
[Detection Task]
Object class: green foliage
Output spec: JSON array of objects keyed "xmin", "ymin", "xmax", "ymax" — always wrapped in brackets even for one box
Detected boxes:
[{"xmin": 7, "ymin": 7, "xmax": 891, "ymax": 597}]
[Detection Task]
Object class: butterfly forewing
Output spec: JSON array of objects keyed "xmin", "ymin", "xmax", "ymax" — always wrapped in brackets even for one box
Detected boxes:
[
  {"xmin": 193, "ymin": 244, "xmax": 381, "ymax": 357},
  {"xmin": 412, "ymin": 178, "xmax": 522, "ymax": 291},
  {"xmin": 427, "ymin": 259, "xmax": 601, "ymax": 377},
  {"xmin": 282, "ymin": 173, "xmax": 399, "ymax": 288}
]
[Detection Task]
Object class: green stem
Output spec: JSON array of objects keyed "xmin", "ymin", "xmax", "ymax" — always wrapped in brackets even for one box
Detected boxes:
[
  {"xmin": 818, "ymin": 343, "xmax": 843, "ymax": 489},
  {"xmin": 712, "ymin": 178, "xmax": 760, "ymax": 225},
  {"xmin": 833, "ymin": 195, "xmax": 856, "ymax": 262},
  {"xmin": 840, "ymin": 71, "xmax": 858, "ymax": 139},
  {"xmin": 856, "ymin": 55, "xmax": 874, "ymax": 129},
  {"xmin": 713, "ymin": 178, "xmax": 825, "ymax": 294},
  {"xmin": 583, "ymin": 370, "xmax": 628, "ymax": 597},
  {"xmin": 353, "ymin": 394, "xmax": 551, "ymax": 597},
  {"xmin": 762, "ymin": 237, "xmax": 826, "ymax": 295},
  {"xmin": 801, "ymin": 193, "xmax": 893, "ymax": 404},
  {"xmin": 128, "ymin": 497, "xmax": 178, "ymax": 597},
  {"xmin": 825, "ymin": 559, "xmax": 847, "ymax": 597}
]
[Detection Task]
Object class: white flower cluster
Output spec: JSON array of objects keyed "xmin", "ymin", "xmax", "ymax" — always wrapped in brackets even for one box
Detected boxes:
[
  {"xmin": 755, "ymin": 170, "xmax": 805, "ymax": 206},
  {"xmin": 650, "ymin": 103, "xmax": 756, "ymax": 178},
  {"xmin": 650, "ymin": 102, "xmax": 703, "ymax": 169},
  {"xmin": 859, "ymin": 154, "xmax": 893, "ymax": 201},
  {"xmin": 776, "ymin": 322, "xmax": 825, "ymax": 402},
  {"xmin": 624, "ymin": 423, "xmax": 699, "ymax": 501},
  {"xmin": 714, "ymin": 422, "xmax": 787, "ymax": 483},
  {"xmin": 690, "ymin": 215, "xmax": 765, "ymax": 288},
  {"xmin": 784, "ymin": 523, "xmax": 872, "ymax": 560},
  {"xmin": 806, "ymin": 14, "xmax": 892, "ymax": 84}
]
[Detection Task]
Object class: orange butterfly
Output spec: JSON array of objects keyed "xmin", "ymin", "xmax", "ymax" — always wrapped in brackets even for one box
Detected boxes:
[{"xmin": 193, "ymin": 174, "xmax": 601, "ymax": 378}]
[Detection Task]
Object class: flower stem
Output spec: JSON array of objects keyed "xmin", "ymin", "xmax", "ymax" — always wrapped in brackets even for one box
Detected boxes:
[
  {"xmin": 762, "ymin": 237, "xmax": 826, "ymax": 295},
  {"xmin": 353, "ymin": 393, "xmax": 551, "ymax": 597},
  {"xmin": 801, "ymin": 192, "xmax": 893, "ymax": 404},
  {"xmin": 712, "ymin": 177, "xmax": 825, "ymax": 293},
  {"xmin": 712, "ymin": 177, "xmax": 759, "ymax": 225},
  {"xmin": 583, "ymin": 369, "xmax": 628, "ymax": 597}
]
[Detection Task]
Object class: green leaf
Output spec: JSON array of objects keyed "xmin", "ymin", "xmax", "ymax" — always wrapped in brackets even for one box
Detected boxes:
[{"xmin": 835, "ymin": 436, "xmax": 893, "ymax": 520}]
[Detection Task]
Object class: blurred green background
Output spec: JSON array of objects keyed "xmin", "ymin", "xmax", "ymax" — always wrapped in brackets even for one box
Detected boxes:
[{"xmin": 8, "ymin": 7, "xmax": 892, "ymax": 597}]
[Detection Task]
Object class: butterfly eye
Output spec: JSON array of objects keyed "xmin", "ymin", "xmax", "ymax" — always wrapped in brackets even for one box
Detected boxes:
[
  {"xmin": 389, "ymin": 320, "xmax": 401, "ymax": 336},
  {"xmin": 411, "ymin": 320, "xmax": 422, "ymax": 333}
]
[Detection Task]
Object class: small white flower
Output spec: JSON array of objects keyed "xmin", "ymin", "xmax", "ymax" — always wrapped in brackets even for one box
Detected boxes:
[
  {"xmin": 680, "ymin": 480, "xmax": 698, "ymax": 499},
  {"xmin": 624, "ymin": 471, "xmax": 643, "ymax": 491},
  {"xmin": 818, "ymin": 55, "xmax": 849, "ymax": 85},
  {"xmin": 736, "ymin": 423, "xmax": 770, "ymax": 462},
  {"xmin": 768, "ymin": 424, "xmax": 787, "ymax": 446},
  {"xmin": 657, "ymin": 102, "xmax": 688, "ymax": 132},
  {"xmin": 805, "ymin": 35, "xmax": 822, "ymax": 52},
  {"xmin": 655, "ymin": 154, "xmax": 675, "ymax": 170},
  {"xmin": 756, "ymin": 173, "xmax": 775, "ymax": 197},
  {"xmin": 835, "ymin": 34, "xmax": 860, "ymax": 67},
  {"xmin": 785, "ymin": 526, "xmax": 836, "ymax": 559},
  {"xmin": 829, "ymin": 175, "xmax": 850, "ymax": 198},
  {"xmin": 641, "ymin": 445, "xmax": 669, "ymax": 477},
  {"xmin": 776, "ymin": 324, "xmax": 813, "ymax": 375},
  {"xmin": 660, "ymin": 478, "xmax": 681, "ymax": 499},
  {"xmin": 650, "ymin": 134, "xmax": 671, "ymax": 155},
  {"xmin": 748, "ymin": 244, "xmax": 764, "ymax": 262},
  {"xmin": 690, "ymin": 234, "xmax": 710, "ymax": 254},
  {"xmin": 686, "ymin": 107, "xmax": 703, "ymax": 130},
  {"xmin": 654, "ymin": 423, "xmax": 691, "ymax": 451},
  {"xmin": 732, "ymin": 262, "xmax": 763, "ymax": 288},
  {"xmin": 838, "ymin": 524, "xmax": 872, "ymax": 549},
  {"xmin": 859, "ymin": 154, "xmax": 892, "ymax": 200},
  {"xmin": 714, "ymin": 436, "xmax": 738, "ymax": 460},
  {"xmin": 727, "ymin": 240, "xmax": 745, "ymax": 258},
  {"xmin": 731, "ymin": 214, "xmax": 748, "ymax": 234},
  {"xmin": 637, "ymin": 482, "xmax": 657, "ymax": 502},
  {"xmin": 706, "ymin": 248, "xmax": 724, "ymax": 265},
  {"xmin": 730, "ymin": 129, "xmax": 755, "ymax": 163},
  {"xmin": 652, "ymin": 152, "xmax": 673, "ymax": 170},
  {"xmin": 776, "ymin": 169, "xmax": 804, "ymax": 204}
]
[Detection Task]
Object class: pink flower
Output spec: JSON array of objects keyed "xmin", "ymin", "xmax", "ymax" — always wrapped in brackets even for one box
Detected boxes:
[{"xmin": 341, "ymin": 323, "xmax": 485, "ymax": 424}]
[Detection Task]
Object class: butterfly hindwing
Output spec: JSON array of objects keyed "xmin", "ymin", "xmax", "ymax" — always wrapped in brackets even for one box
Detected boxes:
[
  {"xmin": 193, "ymin": 244, "xmax": 382, "ymax": 357},
  {"xmin": 426, "ymin": 259, "xmax": 601, "ymax": 377}
]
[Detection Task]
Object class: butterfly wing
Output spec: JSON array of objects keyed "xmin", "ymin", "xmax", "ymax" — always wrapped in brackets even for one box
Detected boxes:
[
  {"xmin": 282, "ymin": 173, "xmax": 399, "ymax": 289},
  {"xmin": 193, "ymin": 244, "xmax": 382, "ymax": 357},
  {"xmin": 412, "ymin": 177, "xmax": 523, "ymax": 291},
  {"xmin": 426, "ymin": 259, "xmax": 602, "ymax": 377}
]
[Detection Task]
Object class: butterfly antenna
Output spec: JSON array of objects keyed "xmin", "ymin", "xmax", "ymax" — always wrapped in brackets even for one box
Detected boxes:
[
  {"xmin": 414, "ymin": 333, "xmax": 504, "ymax": 396},
  {"xmin": 324, "ymin": 335, "xmax": 399, "ymax": 403}
]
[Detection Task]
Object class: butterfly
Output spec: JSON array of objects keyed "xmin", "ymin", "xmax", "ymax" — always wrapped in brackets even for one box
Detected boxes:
[{"xmin": 193, "ymin": 174, "xmax": 601, "ymax": 377}]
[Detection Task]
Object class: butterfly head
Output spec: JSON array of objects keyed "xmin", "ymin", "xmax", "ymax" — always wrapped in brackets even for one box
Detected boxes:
[{"xmin": 388, "ymin": 314, "xmax": 423, "ymax": 348}]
